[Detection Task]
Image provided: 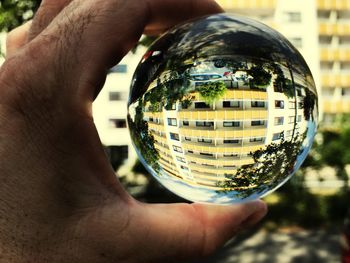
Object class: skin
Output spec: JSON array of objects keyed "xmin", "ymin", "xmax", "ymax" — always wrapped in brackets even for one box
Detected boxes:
[{"xmin": 1, "ymin": 0, "xmax": 268, "ymax": 262}]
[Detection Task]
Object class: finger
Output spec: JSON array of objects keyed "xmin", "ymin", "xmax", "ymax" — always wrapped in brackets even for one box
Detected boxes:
[
  {"xmin": 6, "ymin": 21, "xmax": 32, "ymax": 58},
  {"xmin": 137, "ymin": 200, "xmax": 268, "ymax": 261},
  {"xmin": 13, "ymin": 0, "xmax": 224, "ymax": 108},
  {"xmin": 28, "ymin": 0, "xmax": 72, "ymax": 41},
  {"xmin": 144, "ymin": 0, "xmax": 224, "ymax": 35}
]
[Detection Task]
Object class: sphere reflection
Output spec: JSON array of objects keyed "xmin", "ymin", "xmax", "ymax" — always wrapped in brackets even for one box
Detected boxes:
[{"xmin": 127, "ymin": 14, "xmax": 318, "ymax": 204}]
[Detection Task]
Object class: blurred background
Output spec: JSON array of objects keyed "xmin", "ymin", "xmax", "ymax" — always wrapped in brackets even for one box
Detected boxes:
[{"xmin": 1, "ymin": 0, "xmax": 350, "ymax": 262}]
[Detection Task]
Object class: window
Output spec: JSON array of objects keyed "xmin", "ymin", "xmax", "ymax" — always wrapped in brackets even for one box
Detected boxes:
[
  {"xmin": 170, "ymin": 133, "xmax": 180, "ymax": 141},
  {"xmin": 323, "ymin": 88, "xmax": 335, "ymax": 98},
  {"xmin": 289, "ymin": 101, "xmax": 296, "ymax": 109},
  {"xmin": 223, "ymin": 121, "xmax": 240, "ymax": 127},
  {"xmin": 251, "ymin": 120, "xmax": 265, "ymax": 126},
  {"xmin": 250, "ymin": 137, "xmax": 264, "ymax": 143},
  {"xmin": 196, "ymin": 121, "xmax": 214, "ymax": 127},
  {"xmin": 183, "ymin": 120, "xmax": 189, "ymax": 126},
  {"xmin": 167, "ymin": 118, "xmax": 177, "ymax": 126},
  {"xmin": 185, "ymin": 137, "xmax": 191, "ymax": 141},
  {"xmin": 297, "ymin": 115, "xmax": 302, "ymax": 122},
  {"xmin": 342, "ymin": 88, "xmax": 350, "ymax": 97},
  {"xmin": 286, "ymin": 130, "xmax": 293, "ymax": 137},
  {"xmin": 149, "ymin": 117, "xmax": 154, "ymax": 122},
  {"xmin": 109, "ymin": 92, "xmax": 126, "ymax": 101},
  {"xmin": 180, "ymin": 165, "xmax": 189, "ymax": 171},
  {"xmin": 290, "ymin": 37, "xmax": 302, "ymax": 49},
  {"xmin": 224, "ymin": 139, "xmax": 239, "ymax": 144},
  {"xmin": 173, "ymin": 145, "xmax": 183, "ymax": 153},
  {"xmin": 272, "ymin": 132, "xmax": 284, "ymax": 141},
  {"xmin": 165, "ymin": 103, "xmax": 176, "ymax": 110},
  {"xmin": 109, "ymin": 119, "xmax": 127, "ymax": 128},
  {"xmin": 298, "ymin": 102, "xmax": 304, "ymax": 109},
  {"xmin": 223, "ymin": 101, "xmax": 240, "ymax": 108},
  {"xmin": 187, "ymin": 150, "xmax": 194, "ymax": 154},
  {"xmin": 296, "ymin": 88, "xmax": 303, "ymax": 96},
  {"xmin": 288, "ymin": 116, "xmax": 295, "ymax": 124},
  {"xmin": 224, "ymin": 154, "xmax": 238, "ymax": 157},
  {"xmin": 195, "ymin": 102, "xmax": 210, "ymax": 109},
  {"xmin": 200, "ymin": 152, "xmax": 213, "ymax": 157},
  {"xmin": 275, "ymin": 100, "xmax": 284, "ymax": 109},
  {"xmin": 109, "ymin": 64, "xmax": 127, "ymax": 73},
  {"xmin": 251, "ymin": 101, "xmax": 265, "ymax": 108},
  {"xmin": 284, "ymin": 11, "xmax": 302, "ymax": 22},
  {"xmin": 176, "ymin": 156, "xmax": 186, "ymax": 163},
  {"xmin": 198, "ymin": 138, "xmax": 212, "ymax": 143},
  {"xmin": 274, "ymin": 117, "xmax": 284, "ymax": 126}
]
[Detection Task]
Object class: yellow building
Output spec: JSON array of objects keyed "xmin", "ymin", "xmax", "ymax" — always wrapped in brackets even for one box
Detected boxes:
[
  {"xmin": 142, "ymin": 61, "xmax": 308, "ymax": 191},
  {"xmin": 217, "ymin": 0, "xmax": 350, "ymax": 123}
]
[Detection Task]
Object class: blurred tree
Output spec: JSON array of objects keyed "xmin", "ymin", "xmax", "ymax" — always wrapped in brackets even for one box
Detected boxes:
[
  {"xmin": 0, "ymin": 0, "xmax": 41, "ymax": 32},
  {"xmin": 306, "ymin": 115, "xmax": 350, "ymax": 187}
]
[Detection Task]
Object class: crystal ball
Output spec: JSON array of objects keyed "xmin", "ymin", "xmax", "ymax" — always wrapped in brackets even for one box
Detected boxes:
[{"xmin": 127, "ymin": 14, "xmax": 318, "ymax": 204}]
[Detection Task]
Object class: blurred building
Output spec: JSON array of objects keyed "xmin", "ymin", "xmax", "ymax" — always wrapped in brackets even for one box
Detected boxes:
[
  {"xmin": 217, "ymin": 0, "xmax": 350, "ymax": 124},
  {"xmin": 93, "ymin": 49, "xmax": 146, "ymax": 173}
]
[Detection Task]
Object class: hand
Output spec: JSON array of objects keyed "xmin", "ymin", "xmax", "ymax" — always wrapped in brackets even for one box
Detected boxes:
[{"xmin": 1, "ymin": 0, "xmax": 267, "ymax": 262}]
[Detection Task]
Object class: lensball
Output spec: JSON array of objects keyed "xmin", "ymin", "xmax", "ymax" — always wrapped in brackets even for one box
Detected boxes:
[{"xmin": 127, "ymin": 14, "xmax": 318, "ymax": 204}]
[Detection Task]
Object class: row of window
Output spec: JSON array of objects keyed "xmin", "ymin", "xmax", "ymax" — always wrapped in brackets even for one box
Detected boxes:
[
  {"xmin": 167, "ymin": 116, "xmax": 302, "ymax": 128},
  {"xmin": 167, "ymin": 118, "xmax": 267, "ymax": 128},
  {"xmin": 169, "ymin": 133, "xmax": 265, "ymax": 144},
  {"xmin": 195, "ymin": 101, "xmax": 266, "ymax": 109}
]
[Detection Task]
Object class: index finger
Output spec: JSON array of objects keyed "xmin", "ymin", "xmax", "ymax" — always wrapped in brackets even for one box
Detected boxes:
[
  {"xmin": 6, "ymin": 0, "xmax": 224, "ymax": 110},
  {"xmin": 144, "ymin": 0, "xmax": 224, "ymax": 35}
]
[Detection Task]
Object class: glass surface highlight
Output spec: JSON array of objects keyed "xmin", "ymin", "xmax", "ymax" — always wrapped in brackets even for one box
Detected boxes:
[{"xmin": 127, "ymin": 14, "xmax": 318, "ymax": 204}]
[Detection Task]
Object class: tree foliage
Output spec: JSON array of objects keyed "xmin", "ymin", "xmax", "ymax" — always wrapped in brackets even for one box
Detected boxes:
[
  {"xmin": 196, "ymin": 81, "xmax": 227, "ymax": 105},
  {"xmin": 0, "ymin": 0, "xmax": 41, "ymax": 32}
]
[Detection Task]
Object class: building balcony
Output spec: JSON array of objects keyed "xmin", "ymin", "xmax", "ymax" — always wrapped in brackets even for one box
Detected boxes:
[
  {"xmin": 185, "ymin": 153, "xmax": 255, "ymax": 166},
  {"xmin": 190, "ymin": 90, "xmax": 268, "ymax": 102},
  {"xmin": 178, "ymin": 109, "xmax": 268, "ymax": 121},
  {"xmin": 148, "ymin": 122, "xmax": 165, "ymax": 132},
  {"xmin": 319, "ymin": 23, "xmax": 350, "ymax": 36},
  {"xmin": 152, "ymin": 132, "xmax": 168, "ymax": 143},
  {"xmin": 179, "ymin": 126, "xmax": 267, "ymax": 139},
  {"xmin": 181, "ymin": 140, "xmax": 264, "ymax": 154},
  {"xmin": 190, "ymin": 170, "xmax": 228, "ymax": 181},
  {"xmin": 317, "ymin": 0, "xmax": 350, "ymax": 10},
  {"xmin": 160, "ymin": 158, "xmax": 178, "ymax": 173},
  {"xmin": 323, "ymin": 100, "xmax": 350, "ymax": 113},
  {"xmin": 189, "ymin": 162, "xmax": 237, "ymax": 175},
  {"xmin": 320, "ymin": 48, "xmax": 350, "ymax": 61},
  {"xmin": 321, "ymin": 74, "xmax": 350, "ymax": 87},
  {"xmin": 154, "ymin": 142, "xmax": 171, "ymax": 154},
  {"xmin": 143, "ymin": 111, "xmax": 163, "ymax": 119}
]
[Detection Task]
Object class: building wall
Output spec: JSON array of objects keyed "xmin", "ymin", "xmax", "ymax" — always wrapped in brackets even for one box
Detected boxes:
[{"xmin": 218, "ymin": 0, "xmax": 350, "ymax": 124}]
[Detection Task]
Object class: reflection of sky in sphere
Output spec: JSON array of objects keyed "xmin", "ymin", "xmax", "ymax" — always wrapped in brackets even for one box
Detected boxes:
[{"xmin": 127, "ymin": 14, "xmax": 318, "ymax": 204}]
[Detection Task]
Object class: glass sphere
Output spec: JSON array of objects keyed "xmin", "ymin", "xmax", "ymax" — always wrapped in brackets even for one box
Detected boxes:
[{"xmin": 127, "ymin": 14, "xmax": 318, "ymax": 204}]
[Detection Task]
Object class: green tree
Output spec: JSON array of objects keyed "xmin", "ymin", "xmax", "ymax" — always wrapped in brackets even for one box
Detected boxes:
[
  {"xmin": 0, "ymin": 0, "xmax": 41, "ymax": 32},
  {"xmin": 196, "ymin": 81, "xmax": 227, "ymax": 107},
  {"xmin": 249, "ymin": 64, "xmax": 272, "ymax": 88},
  {"xmin": 305, "ymin": 115, "xmax": 350, "ymax": 188},
  {"xmin": 217, "ymin": 132, "xmax": 306, "ymax": 199}
]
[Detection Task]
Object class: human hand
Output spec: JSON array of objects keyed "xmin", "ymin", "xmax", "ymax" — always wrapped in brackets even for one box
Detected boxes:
[{"xmin": 2, "ymin": 0, "xmax": 267, "ymax": 262}]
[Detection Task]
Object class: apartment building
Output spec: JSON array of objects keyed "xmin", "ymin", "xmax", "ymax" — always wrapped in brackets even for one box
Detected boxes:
[
  {"xmin": 217, "ymin": 0, "xmax": 350, "ymax": 123},
  {"xmin": 137, "ymin": 58, "xmax": 310, "ymax": 191}
]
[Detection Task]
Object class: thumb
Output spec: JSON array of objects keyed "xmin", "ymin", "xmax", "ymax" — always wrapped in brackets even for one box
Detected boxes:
[{"xmin": 139, "ymin": 200, "xmax": 267, "ymax": 261}]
